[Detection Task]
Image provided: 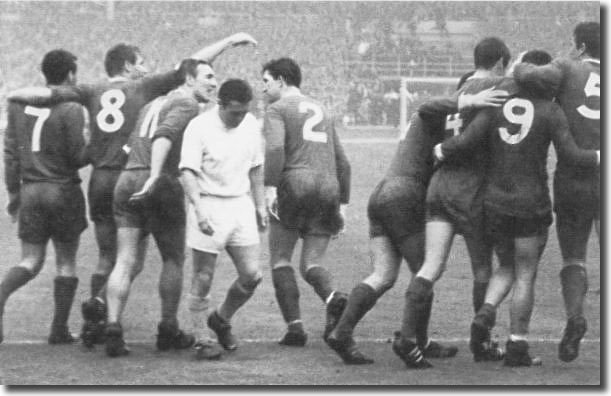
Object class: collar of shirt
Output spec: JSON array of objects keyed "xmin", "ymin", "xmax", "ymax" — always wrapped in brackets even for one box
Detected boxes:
[
  {"xmin": 582, "ymin": 58, "xmax": 600, "ymax": 65},
  {"xmin": 108, "ymin": 76, "xmax": 129, "ymax": 83}
]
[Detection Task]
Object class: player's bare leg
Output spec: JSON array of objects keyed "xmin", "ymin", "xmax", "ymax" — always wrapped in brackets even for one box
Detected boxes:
[
  {"xmin": 0, "ymin": 242, "xmax": 45, "ymax": 344},
  {"xmin": 504, "ymin": 234, "xmax": 545, "ymax": 367},
  {"xmin": 208, "ymin": 245, "xmax": 262, "ymax": 351},
  {"xmin": 189, "ymin": 249, "xmax": 222, "ymax": 360},
  {"xmin": 394, "ymin": 220, "xmax": 454, "ymax": 369},
  {"xmin": 269, "ymin": 221, "xmax": 304, "ymax": 346},
  {"xmin": 49, "ymin": 239, "xmax": 79, "ymax": 344},
  {"xmin": 327, "ymin": 235, "xmax": 401, "ymax": 364},
  {"xmin": 300, "ymin": 234, "xmax": 348, "ymax": 342},
  {"xmin": 104, "ymin": 227, "xmax": 146, "ymax": 357}
]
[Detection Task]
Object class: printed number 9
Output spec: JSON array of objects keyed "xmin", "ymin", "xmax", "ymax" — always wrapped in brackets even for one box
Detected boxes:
[
  {"xmin": 577, "ymin": 72, "xmax": 599, "ymax": 120},
  {"xmin": 498, "ymin": 98, "xmax": 534, "ymax": 145},
  {"xmin": 96, "ymin": 89, "xmax": 126, "ymax": 133},
  {"xmin": 299, "ymin": 102, "xmax": 327, "ymax": 143}
]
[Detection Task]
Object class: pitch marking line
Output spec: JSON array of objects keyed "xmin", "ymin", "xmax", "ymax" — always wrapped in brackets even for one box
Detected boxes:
[
  {"xmin": 342, "ymin": 138, "xmax": 396, "ymax": 144},
  {"xmin": 4, "ymin": 337, "xmax": 601, "ymax": 345}
]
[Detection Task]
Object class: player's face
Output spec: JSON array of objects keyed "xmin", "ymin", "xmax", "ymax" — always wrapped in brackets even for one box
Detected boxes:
[
  {"xmin": 262, "ymin": 71, "xmax": 281, "ymax": 104},
  {"xmin": 127, "ymin": 53, "xmax": 149, "ymax": 80},
  {"xmin": 192, "ymin": 64, "xmax": 217, "ymax": 103},
  {"xmin": 218, "ymin": 100, "xmax": 250, "ymax": 129}
]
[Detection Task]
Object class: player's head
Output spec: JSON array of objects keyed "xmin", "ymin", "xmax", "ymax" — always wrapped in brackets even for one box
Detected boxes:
[
  {"xmin": 521, "ymin": 50, "xmax": 552, "ymax": 66},
  {"xmin": 104, "ymin": 43, "xmax": 148, "ymax": 79},
  {"xmin": 473, "ymin": 37, "xmax": 511, "ymax": 75},
  {"xmin": 218, "ymin": 79, "xmax": 253, "ymax": 129},
  {"xmin": 262, "ymin": 57, "xmax": 302, "ymax": 103},
  {"xmin": 178, "ymin": 59, "xmax": 217, "ymax": 103},
  {"xmin": 573, "ymin": 22, "xmax": 599, "ymax": 59},
  {"xmin": 41, "ymin": 49, "xmax": 78, "ymax": 86}
]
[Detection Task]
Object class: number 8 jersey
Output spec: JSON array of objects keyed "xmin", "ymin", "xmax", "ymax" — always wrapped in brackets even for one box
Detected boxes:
[{"xmin": 263, "ymin": 95, "xmax": 351, "ymax": 204}]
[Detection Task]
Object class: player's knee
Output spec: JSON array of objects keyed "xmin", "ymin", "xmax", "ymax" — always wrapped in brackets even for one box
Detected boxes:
[
  {"xmin": 187, "ymin": 293, "xmax": 210, "ymax": 313},
  {"xmin": 194, "ymin": 269, "xmax": 214, "ymax": 290},
  {"xmin": 240, "ymin": 272, "xmax": 263, "ymax": 292},
  {"xmin": 19, "ymin": 260, "xmax": 44, "ymax": 277}
]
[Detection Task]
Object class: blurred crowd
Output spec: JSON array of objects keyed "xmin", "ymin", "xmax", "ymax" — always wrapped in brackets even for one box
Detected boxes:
[{"xmin": 0, "ymin": 1, "xmax": 599, "ymax": 127}]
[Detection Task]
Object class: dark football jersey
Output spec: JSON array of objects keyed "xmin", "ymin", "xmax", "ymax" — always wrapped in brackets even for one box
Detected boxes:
[
  {"xmin": 4, "ymin": 100, "xmax": 86, "ymax": 193},
  {"xmin": 49, "ymin": 71, "xmax": 181, "ymax": 170},
  {"xmin": 263, "ymin": 94, "xmax": 351, "ymax": 203},
  {"xmin": 440, "ymin": 89, "xmax": 598, "ymax": 218},
  {"xmin": 124, "ymin": 89, "xmax": 200, "ymax": 177},
  {"xmin": 514, "ymin": 57, "xmax": 600, "ymax": 179}
]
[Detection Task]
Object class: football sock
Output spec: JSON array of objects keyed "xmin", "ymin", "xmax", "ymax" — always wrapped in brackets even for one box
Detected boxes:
[
  {"xmin": 475, "ymin": 303, "xmax": 497, "ymax": 328},
  {"xmin": 400, "ymin": 276, "xmax": 433, "ymax": 340},
  {"xmin": 159, "ymin": 261, "xmax": 183, "ymax": 324},
  {"xmin": 90, "ymin": 274, "xmax": 108, "ymax": 298},
  {"xmin": 416, "ymin": 291, "xmax": 434, "ymax": 347},
  {"xmin": 0, "ymin": 266, "xmax": 34, "ymax": 307},
  {"xmin": 288, "ymin": 320, "xmax": 304, "ymax": 333},
  {"xmin": 334, "ymin": 283, "xmax": 378, "ymax": 339},
  {"xmin": 560, "ymin": 265, "xmax": 587, "ymax": 319},
  {"xmin": 272, "ymin": 266, "xmax": 301, "ymax": 324},
  {"xmin": 52, "ymin": 276, "xmax": 78, "ymax": 329},
  {"xmin": 218, "ymin": 277, "xmax": 259, "ymax": 322},
  {"xmin": 472, "ymin": 281, "xmax": 489, "ymax": 314},
  {"xmin": 304, "ymin": 266, "xmax": 333, "ymax": 302}
]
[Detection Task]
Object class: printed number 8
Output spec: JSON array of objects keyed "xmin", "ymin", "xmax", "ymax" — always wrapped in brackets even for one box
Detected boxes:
[{"xmin": 96, "ymin": 89, "xmax": 126, "ymax": 133}]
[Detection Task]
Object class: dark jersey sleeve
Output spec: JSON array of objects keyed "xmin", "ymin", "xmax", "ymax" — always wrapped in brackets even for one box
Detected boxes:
[
  {"xmin": 332, "ymin": 125, "xmax": 351, "ymax": 204},
  {"xmin": 63, "ymin": 103, "xmax": 88, "ymax": 168},
  {"xmin": 440, "ymin": 108, "xmax": 493, "ymax": 160},
  {"xmin": 153, "ymin": 97, "xmax": 199, "ymax": 143},
  {"xmin": 548, "ymin": 104, "xmax": 598, "ymax": 168},
  {"xmin": 418, "ymin": 92, "xmax": 460, "ymax": 123},
  {"xmin": 513, "ymin": 60, "xmax": 564, "ymax": 98},
  {"xmin": 263, "ymin": 104, "xmax": 286, "ymax": 187},
  {"xmin": 139, "ymin": 71, "xmax": 182, "ymax": 103},
  {"xmin": 49, "ymin": 84, "xmax": 95, "ymax": 106},
  {"xmin": 4, "ymin": 102, "xmax": 21, "ymax": 194}
]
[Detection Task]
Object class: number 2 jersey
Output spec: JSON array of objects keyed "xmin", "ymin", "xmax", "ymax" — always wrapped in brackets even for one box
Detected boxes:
[
  {"xmin": 49, "ymin": 71, "xmax": 181, "ymax": 170},
  {"xmin": 514, "ymin": 57, "xmax": 600, "ymax": 180},
  {"xmin": 4, "ymin": 100, "xmax": 87, "ymax": 193},
  {"xmin": 263, "ymin": 94, "xmax": 351, "ymax": 204}
]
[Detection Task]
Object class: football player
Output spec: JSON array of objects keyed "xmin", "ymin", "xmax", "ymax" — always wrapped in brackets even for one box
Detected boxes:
[
  {"xmin": 262, "ymin": 58, "xmax": 350, "ymax": 347},
  {"xmin": 514, "ymin": 22, "xmax": 600, "ymax": 363},
  {"xmin": 1, "ymin": 50, "xmax": 88, "ymax": 344}
]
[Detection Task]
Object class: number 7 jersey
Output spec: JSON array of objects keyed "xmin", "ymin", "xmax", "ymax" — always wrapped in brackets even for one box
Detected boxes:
[{"xmin": 263, "ymin": 94, "xmax": 351, "ymax": 203}]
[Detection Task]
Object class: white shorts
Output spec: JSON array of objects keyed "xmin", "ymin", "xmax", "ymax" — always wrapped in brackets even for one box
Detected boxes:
[{"xmin": 186, "ymin": 194, "xmax": 259, "ymax": 254}]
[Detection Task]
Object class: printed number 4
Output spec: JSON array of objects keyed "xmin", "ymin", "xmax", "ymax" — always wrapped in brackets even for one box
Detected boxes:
[
  {"xmin": 577, "ymin": 72, "xmax": 599, "ymax": 120},
  {"xmin": 24, "ymin": 106, "xmax": 51, "ymax": 152},
  {"xmin": 299, "ymin": 102, "xmax": 327, "ymax": 143}
]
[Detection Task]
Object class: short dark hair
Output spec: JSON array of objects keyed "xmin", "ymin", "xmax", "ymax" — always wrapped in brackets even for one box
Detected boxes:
[
  {"xmin": 41, "ymin": 49, "xmax": 77, "ymax": 85},
  {"xmin": 104, "ymin": 43, "xmax": 141, "ymax": 77},
  {"xmin": 574, "ymin": 22, "xmax": 600, "ymax": 59},
  {"xmin": 473, "ymin": 37, "xmax": 511, "ymax": 70},
  {"xmin": 522, "ymin": 50, "xmax": 552, "ymax": 66},
  {"xmin": 176, "ymin": 58, "xmax": 211, "ymax": 84},
  {"xmin": 262, "ymin": 57, "xmax": 302, "ymax": 88},
  {"xmin": 218, "ymin": 79, "xmax": 253, "ymax": 106}
]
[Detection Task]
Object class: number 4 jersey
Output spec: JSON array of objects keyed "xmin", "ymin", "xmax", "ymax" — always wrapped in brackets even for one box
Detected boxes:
[
  {"xmin": 4, "ymin": 100, "xmax": 87, "ymax": 193},
  {"xmin": 263, "ymin": 95, "xmax": 351, "ymax": 204}
]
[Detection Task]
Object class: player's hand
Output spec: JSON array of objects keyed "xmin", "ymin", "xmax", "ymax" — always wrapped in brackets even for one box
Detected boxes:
[
  {"xmin": 6, "ymin": 192, "xmax": 19, "ymax": 223},
  {"xmin": 433, "ymin": 143, "xmax": 445, "ymax": 162},
  {"xmin": 128, "ymin": 176, "xmax": 158, "ymax": 207},
  {"xmin": 265, "ymin": 186, "xmax": 279, "ymax": 221},
  {"xmin": 458, "ymin": 87, "xmax": 508, "ymax": 109},
  {"xmin": 333, "ymin": 204, "xmax": 348, "ymax": 239},
  {"xmin": 256, "ymin": 206, "xmax": 268, "ymax": 231},
  {"xmin": 229, "ymin": 32, "xmax": 257, "ymax": 47},
  {"xmin": 195, "ymin": 202, "xmax": 214, "ymax": 236},
  {"xmin": 596, "ymin": 150, "xmax": 600, "ymax": 165}
]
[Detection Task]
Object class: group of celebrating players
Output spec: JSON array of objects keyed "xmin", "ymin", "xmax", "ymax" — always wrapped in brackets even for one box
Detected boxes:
[{"xmin": 0, "ymin": 19, "xmax": 599, "ymax": 371}]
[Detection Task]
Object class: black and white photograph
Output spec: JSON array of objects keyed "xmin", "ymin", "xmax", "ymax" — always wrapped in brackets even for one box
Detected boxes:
[{"xmin": 0, "ymin": 0, "xmax": 601, "ymax": 386}]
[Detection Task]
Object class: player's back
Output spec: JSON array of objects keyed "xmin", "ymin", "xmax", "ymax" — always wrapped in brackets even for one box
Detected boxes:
[
  {"xmin": 268, "ymin": 94, "xmax": 340, "ymax": 178},
  {"xmin": 6, "ymin": 100, "xmax": 85, "ymax": 185}
]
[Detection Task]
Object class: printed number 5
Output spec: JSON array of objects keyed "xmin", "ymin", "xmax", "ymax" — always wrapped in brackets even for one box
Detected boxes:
[
  {"xmin": 24, "ymin": 106, "xmax": 51, "ymax": 152},
  {"xmin": 299, "ymin": 102, "xmax": 327, "ymax": 143},
  {"xmin": 577, "ymin": 72, "xmax": 599, "ymax": 120}
]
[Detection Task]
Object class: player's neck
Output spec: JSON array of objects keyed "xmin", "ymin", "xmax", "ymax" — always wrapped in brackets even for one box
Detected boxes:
[{"xmin": 281, "ymin": 86, "xmax": 303, "ymax": 99}]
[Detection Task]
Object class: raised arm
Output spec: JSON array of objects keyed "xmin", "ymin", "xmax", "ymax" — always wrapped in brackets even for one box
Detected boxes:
[
  {"xmin": 190, "ymin": 32, "xmax": 257, "ymax": 64},
  {"xmin": 419, "ymin": 87, "xmax": 508, "ymax": 123}
]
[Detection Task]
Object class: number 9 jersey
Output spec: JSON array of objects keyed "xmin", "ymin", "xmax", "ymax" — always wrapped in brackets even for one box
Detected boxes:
[{"xmin": 263, "ymin": 95, "xmax": 351, "ymax": 205}]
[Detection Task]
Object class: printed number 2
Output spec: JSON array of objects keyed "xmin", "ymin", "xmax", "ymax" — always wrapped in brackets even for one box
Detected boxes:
[
  {"xmin": 299, "ymin": 102, "xmax": 327, "ymax": 143},
  {"xmin": 577, "ymin": 72, "xmax": 600, "ymax": 120},
  {"xmin": 96, "ymin": 89, "xmax": 126, "ymax": 133},
  {"xmin": 498, "ymin": 98, "xmax": 534, "ymax": 145},
  {"xmin": 24, "ymin": 106, "xmax": 51, "ymax": 152}
]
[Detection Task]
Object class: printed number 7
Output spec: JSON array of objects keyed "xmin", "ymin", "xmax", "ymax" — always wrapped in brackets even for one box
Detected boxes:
[{"xmin": 24, "ymin": 106, "xmax": 51, "ymax": 152}]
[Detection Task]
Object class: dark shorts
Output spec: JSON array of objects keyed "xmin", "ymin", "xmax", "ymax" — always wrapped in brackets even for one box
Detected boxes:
[
  {"xmin": 276, "ymin": 170, "xmax": 342, "ymax": 237},
  {"xmin": 368, "ymin": 177, "xmax": 426, "ymax": 243},
  {"xmin": 484, "ymin": 208, "xmax": 552, "ymax": 241},
  {"xmin": 113, "ymin": 170, "xmax": 186, "ymax": 262},
  {"xmin": 19, "ymin": 182, "xmax": 87, "ymax": 244},
  {"xmin": 88, "ymin": 168, "xmax": 122, "ymax": 224},
  {"xmin": 554, "ymin": 172, "xmax": 600, "ymax": 261}
]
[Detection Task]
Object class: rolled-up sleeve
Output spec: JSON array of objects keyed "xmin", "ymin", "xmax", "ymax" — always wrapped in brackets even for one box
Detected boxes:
[{"xmin": 179, "ymin": 117, "xmax": 204, "ymax": 173}]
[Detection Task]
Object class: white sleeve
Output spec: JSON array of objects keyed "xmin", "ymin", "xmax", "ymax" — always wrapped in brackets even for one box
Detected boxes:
[
  {"xmin": 179, "ymin": 117, "xmax": 204, "ymax": 173},
  {"xmin": 251, "ymin": 117, "xmax": 265, "ymax": 168}
]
